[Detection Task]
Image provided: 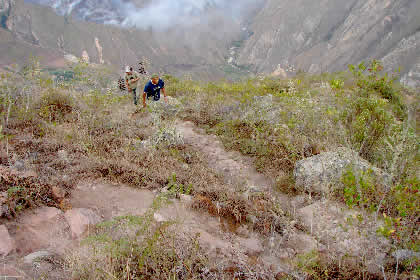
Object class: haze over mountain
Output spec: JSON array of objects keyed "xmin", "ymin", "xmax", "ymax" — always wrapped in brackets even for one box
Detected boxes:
[
  {"xmin": 25, "ymin": 0, "xmax": 259, "ymax": 29},
  {"xmin": 1, "ymin": 0, "xmax": 419, "ymax": 86}
]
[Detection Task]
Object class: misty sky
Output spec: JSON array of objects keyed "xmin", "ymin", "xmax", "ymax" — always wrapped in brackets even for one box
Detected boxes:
[
  {"xmin": 25, "ymin": 0, "xmax": 262, "ymax": 30},
  {"xmin": 120, "ymin": 0, "xmax": 248, "ymax": 29}
]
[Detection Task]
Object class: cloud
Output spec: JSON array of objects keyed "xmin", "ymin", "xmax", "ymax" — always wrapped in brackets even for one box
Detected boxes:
[
  {"xmin": 26, "ymin": 0, "xmax": 262, "ymax": 30},
  {"xmin": 116, "ymin": 0, "xmax": 261, "ymax": 30}
]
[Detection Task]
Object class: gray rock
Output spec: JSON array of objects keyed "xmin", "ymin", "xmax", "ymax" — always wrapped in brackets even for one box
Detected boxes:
[
  {"xmin": 297, "ymin": 199, "xmax": 390, "ymax": 274},
  {"xmin": 64, "ymin": 208, "xmax": 102, "ymax": 239},
  {"xmin": 294, "ymin": 147, "xmax": 391, "ymax": 194},
  {"xmin": 153, "ymin": 213, "xmax": 167, "ymax": 223},
  {"xmin": 13, "ymin": 160, "xmax": 25, "ymax": 171},
  {"xmin": 14, "ymin": 207, "xmax": 71, "ymax": 255},
  {"xmin": 23, "ymin": 250, "xmax": 54, "ymax": 264}
]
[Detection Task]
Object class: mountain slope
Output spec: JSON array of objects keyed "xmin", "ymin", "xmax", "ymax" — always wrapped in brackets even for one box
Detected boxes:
[
  {"xmin": 1, "ymin": 0, "xmax": 250, "ymax": 79},
  {"xmin": 1, "ymin": 0, "xmax": 419, "ymax": 86},
  {"xmin": 236, "ymin": 0, "xmax": 420, "ymax": 86}
]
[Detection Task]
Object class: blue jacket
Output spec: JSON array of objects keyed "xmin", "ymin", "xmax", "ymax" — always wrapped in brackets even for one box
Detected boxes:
[{"xmin": 144, "ymin": 79, "xmax": 165, "ymax": 101}]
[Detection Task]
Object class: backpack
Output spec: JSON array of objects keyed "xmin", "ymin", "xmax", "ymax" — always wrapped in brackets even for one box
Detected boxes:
[{"xmin": 118, "ymin": 77, "xmax": 126, "ymax": 91}]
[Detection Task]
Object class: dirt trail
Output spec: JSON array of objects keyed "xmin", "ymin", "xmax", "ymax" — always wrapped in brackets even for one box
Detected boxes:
[
  {"xmin": 71, "ymin": 181, "xmax": 155, "ymax": 219},
  {"xmin": 175, "ymin": 121, "xmax": 274, "ymax": 191},
  {"xmin": 69, "ymin": 180, "xmax": 290, "ymax": 275},
  {"xmin": 64, "ymin": 120, "xmax": 298, "ymax": 275},
  {"xmin": 4, "ymin": 119, "xmax": 302, "ymax": 278}
]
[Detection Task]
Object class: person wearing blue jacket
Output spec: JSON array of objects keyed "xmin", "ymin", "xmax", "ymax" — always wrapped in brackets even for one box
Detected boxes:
[{"xmin": 142, "ymin": 74, "xmax": 167, "ymax": 108}]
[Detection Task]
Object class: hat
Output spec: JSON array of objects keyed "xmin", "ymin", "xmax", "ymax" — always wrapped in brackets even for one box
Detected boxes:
[
  {"xmin": 125, "ymin": 66, "xmax": 131, "ymax": 72},
  {"xmin": 151, "ymin": 73, "xmax": 159, "ymax": 79}
]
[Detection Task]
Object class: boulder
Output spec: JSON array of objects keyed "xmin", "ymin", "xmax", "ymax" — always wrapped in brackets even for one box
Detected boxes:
[
  {"xmin": 64, "ymin": 208, "xmax": 102, "ymax": 239},
  {"xmin": 0, "ymin": 225, "xmax": 15, "ymax": 256},
  {"xmin": 23, "ymin": 250, "xmax": 54, "ymax": 264},
  {"xmin": 12, "ymin": 160, "xmax": 25, "ymax": 171},
  {"xmin": 297, "ymin": 199, "xmax": 390, "ymax": 274},
  {"xmin": 294, "ymin": 147, "xmax": 391, "ymax": 195},
  {"xmin": 153, "ymin": 213, "xmax": 167, "ymax": 223},
  {"xmin": 14, "ymin": 207, "xmax": 71, "ymax": 255}
]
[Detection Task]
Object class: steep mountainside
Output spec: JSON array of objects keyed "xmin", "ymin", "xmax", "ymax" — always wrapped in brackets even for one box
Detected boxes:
[
  {"xmin": 1, "ymin": 0, "xmax": 419, "ymax": 86},
  {"xmin": 237, "ymin": 0, "xmax": 420, "ymax": 87},
  {"xmin": 0, "ymin": 0, "xmax": 250, "ymax": 79}
]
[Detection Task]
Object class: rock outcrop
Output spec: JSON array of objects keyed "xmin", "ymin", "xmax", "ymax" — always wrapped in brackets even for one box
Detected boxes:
[
  {"xmin": 94, "ymin": 37, "xmax": 104, "ymax": 64},
  {"xmin": 297, "ymin": 199, "xmax": 391, "ymax": 274},
  {"xmin": 294, "ymin": 147, "xmax": 391, "ymax": 195},
  {"xmin": 0, "ymin": 225, "xmax": 15, "ymax": 256},
  {"xmin": 23, "ymin": 250, "xmax": 54, "ymax": 264},
  {"xmin": 64, "ymin": 208, "xmax": 102, "ymax": 239},
  {"xmin": 14, "ymin": 207, "xmax": 71, "ymax": 254},
  {"xmin": 1, "ymin": 0, "xmax": 39, "ymax": 45},
  {"xmin": 81, "ymin": 50, "xmax": 90, "ymax": 63}
]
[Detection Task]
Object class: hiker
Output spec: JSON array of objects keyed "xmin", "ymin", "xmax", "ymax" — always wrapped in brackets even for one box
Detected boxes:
[
  {"xmin": 142, "ymin": 74, "xmax": 167, "ymax": 108},
  {"xmin": 124, "ymin": 66, "xmax": 140, "ymax": 105}
]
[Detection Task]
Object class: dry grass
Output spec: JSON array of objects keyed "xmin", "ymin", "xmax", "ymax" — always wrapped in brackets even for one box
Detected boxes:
[
  {"xmin": 1, "ymin": 60, "xmax": 418, "ymax": 279},
  {"xmin": 0, "ymin": 166, "xmax": 60, "ymax": 217}
]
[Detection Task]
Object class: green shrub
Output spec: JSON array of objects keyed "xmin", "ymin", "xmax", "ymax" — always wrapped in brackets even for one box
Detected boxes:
[
  {"xmin": 342, "ymin": 170, "xmax": 419, "ymax": 252},
  {"xmin": 166, "ymin": 172, "xmax": 193, "ymax": 197},
  {"xmin": 329, "ymin": 78, "xmax": 344, "ymax": 91},
  {"xmin": 382, "ymin": 177, "xmax": 420, "ymax": 249},
  {"xmin": 35, "ymin": 89, "xmax": 75, "ymax": 122},
  {"xmin": 349, "ymin": 60, "xmax": 405, "ymax": 118},
  {"xmin": 341, "ymin": 168, "xmax": 381, "ymax": 212},
  {"xmin": 343, "ymin": 93, "xmax": 394, "ymax": 161}
]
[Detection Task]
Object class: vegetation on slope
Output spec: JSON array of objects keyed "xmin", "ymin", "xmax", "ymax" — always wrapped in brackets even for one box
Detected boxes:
[{"xmin": 0, "ymin": 58, "xmax": 418, "ymax": 279}]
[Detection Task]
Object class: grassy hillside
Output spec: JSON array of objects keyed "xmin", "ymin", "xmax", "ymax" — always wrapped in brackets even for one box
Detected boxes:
[{"xmin": 0, "ymin": 58, "xmax": 419, "ymax": 279}]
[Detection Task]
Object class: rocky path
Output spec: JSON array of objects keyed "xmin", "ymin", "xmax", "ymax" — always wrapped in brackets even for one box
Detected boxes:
[
  {"xmin": 175, "ymin": 121, "xmax": 275, "ymax": 191},
  {"xmin": 0, "ymin": 119, "xmax": 301, "ymax": 279},
  {"xmin": 1, "ymin": 118, "xmax": 394, "ymax": 279}
]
